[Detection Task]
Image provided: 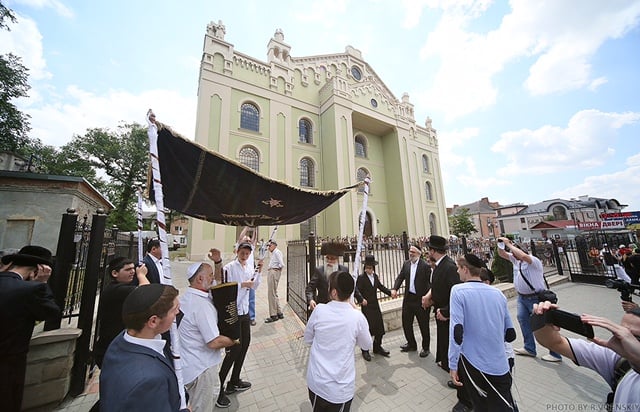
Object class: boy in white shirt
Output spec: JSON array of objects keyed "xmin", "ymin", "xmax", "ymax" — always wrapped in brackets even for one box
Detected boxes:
[{"xmin": 304, "ymin": 271, "xmax": 372, "ymax": 411}]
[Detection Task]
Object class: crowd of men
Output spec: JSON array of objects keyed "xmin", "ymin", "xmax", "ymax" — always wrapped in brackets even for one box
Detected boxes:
[{"xmin": 1, "ymin": 232, "xmax": 639, "ymax": 412}]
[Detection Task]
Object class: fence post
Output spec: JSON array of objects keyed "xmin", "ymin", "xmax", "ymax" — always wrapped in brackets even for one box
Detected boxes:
[
  {"xmin": 402, "ymin": 231, "xmax": 409, "ymax": 261},
  {"xmin": 308, "ymin": 232, "xmax": 316, "ymax": 281},
  {"xmin": 45, "ymin": 209, "xmax": 79, "ymax": 331},
  {"xmin": 551, "ymin": 239, "xmax": 564, "ymax": 277},
  {"xmin": 69, "ymin": 208, "xmax": 107, "ymax": 396}
]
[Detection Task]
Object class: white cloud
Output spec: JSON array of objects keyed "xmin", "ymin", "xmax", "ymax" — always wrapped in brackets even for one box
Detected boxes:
[
  {"xmin": 411, "ymin": 0, "xmax": 640, "ymax": 120},
  {"xmin": 24, "ymin": 87, "xmax": 196, "ymax": 147},
  {"xmin": 551, "ymin": 153, "xmax": 640, "ymax": 211},
  {"xmin": 10, "ymin": 0, "xmax": 74, "ymax": 18},
  {"xmin": 491, "ymin": 109, "xmax": 640, "ymax": 175},
  {"xmin": 0, "ymin": 15, "xmax": 50, "ymax": 81}
]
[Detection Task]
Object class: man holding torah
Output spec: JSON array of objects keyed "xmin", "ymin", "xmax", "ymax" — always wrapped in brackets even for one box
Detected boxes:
[{"xmin": 178, "ymin": 261, "xmax": 236, "ymax": 410}]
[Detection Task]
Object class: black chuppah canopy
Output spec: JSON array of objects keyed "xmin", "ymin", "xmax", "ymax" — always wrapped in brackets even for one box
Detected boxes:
[{"xmin": 152, "ymin": 123, "xmax": 357, "ymax": 226}]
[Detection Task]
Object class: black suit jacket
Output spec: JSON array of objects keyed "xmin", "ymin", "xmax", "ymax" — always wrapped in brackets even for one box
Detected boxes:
[
  {"xmin": 356, "ymin": 272, "xmax": 391, "ymax": 306},
  {"xmin": 100, "ymin": 333, "xmax": 187, "ymax": 411},
  {"xmin": 143, "ymin": 254, "xmax": 161, "ymax": 284},
  {"xmin": 393, "ymin": 259, "xmax": 431, "ymax": 297},
  {"xmin": 430, "ymin": 255, "xmax": 461, "ymax": 317},
  {"xmin": 0, "ymin": 272, "xmax": 60, "ymax": 356},
  {"xmin": 306, "ymin": 264, "xmax": 364, "ymax": 304}
]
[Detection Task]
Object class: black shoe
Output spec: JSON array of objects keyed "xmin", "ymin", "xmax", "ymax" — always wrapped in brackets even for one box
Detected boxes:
[
  {"xmin": 373, "ymin": 347, "xmax": 390, "ymax": 357},
  {"xmin": 451, "ymin": 401, "xmax": 472, "ymax": 412},
  {"xmin": 216, "ymin": 393, "xmax": 231, "ymax": 408},
  {"xmin": 264, "ymin": 316, "xmax": 278, "ymax": 323},
  {"xmin": 400, "ymin": 343, "xmax": 417, "ymax": 352},
  {"xmin": 277, "ymin": 313, "xmax": 284, "ymax": 319},
  {"xmin": 362, "ymin": 350, "xmax": 372, "ymax": 361},
  {"xmin": 227, "ymin": 380, "xmax": 251, "ymax": 394},
  {"xmin": 447, "ymin": 380, "xmax": 458, "ymax": 389},
  {"xmin": 419, "ymin": 349, "xmax": 430, "ymax": 358}
]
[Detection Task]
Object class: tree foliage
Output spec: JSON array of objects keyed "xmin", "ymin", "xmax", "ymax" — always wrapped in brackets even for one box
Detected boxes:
[
  {"xmin": 448, "ymin": 207, "xmax": 478, "ymax": 237},
  {"xmin": 67, "ymin": 123, "xmax": 150, "ymax": 230},
  {"xmin": 0, "ymin": 3, "xmax": 32, "ymax": 152}
]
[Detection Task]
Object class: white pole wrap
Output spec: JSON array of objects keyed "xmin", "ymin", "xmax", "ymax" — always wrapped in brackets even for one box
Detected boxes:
[{"xmin": 146, "ymin": 110, "xmax": 187, "ymax": 409}]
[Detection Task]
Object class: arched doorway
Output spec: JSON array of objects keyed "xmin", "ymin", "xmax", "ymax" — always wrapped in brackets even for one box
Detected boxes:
[{"xmin": 364, "ymin": 212, "xmax": 373, "ymax": 237}]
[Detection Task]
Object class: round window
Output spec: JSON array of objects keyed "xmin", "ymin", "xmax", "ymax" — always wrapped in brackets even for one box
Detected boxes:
[
  {"xmin": 351, "ymin": 66, "xmax": 362, "ymax": 81},
  {"xmin": 370, "ymin": 99, "xmax": 378, "ymax": 108}
]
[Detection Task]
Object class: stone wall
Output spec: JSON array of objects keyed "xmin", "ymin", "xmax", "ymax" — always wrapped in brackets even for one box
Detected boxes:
[{"xmin": 22, "ymin": 328, "xmax": 82, "ymax": 411}]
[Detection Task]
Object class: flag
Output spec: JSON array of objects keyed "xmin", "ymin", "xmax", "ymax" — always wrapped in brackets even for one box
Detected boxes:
[{"xmin": 152, "ymin": 122, "xmax": 356, "ymax": 226}]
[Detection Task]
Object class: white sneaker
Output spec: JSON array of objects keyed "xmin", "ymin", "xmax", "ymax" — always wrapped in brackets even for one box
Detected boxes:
[
  {"xmin": 541, "ymin": 354, "xmax": 562, "ymax": 362},
  {"xmin": 513, "ymin": 347, "xmax": 535, "ymax": 357}
]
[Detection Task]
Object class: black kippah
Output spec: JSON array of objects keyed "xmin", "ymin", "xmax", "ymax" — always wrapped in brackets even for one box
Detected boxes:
[
  {"xmin": 464, "ymin": 253, "xmax": 485, "ymax": 269},
  {"xmin": 630, "ymin": 307, "xmax": 640, "ymax": 318},
  {"xmin": 337, "ymin": 271, "xmax": 355, "ymax": 295},
  {"xmin": 122, "ymin": 284, "xmax": 166, "ymax": 316}
]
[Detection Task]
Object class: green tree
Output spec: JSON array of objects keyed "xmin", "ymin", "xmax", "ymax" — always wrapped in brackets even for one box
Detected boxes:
[
  {"xmin": 68, "ymin": 123, "xmax": 150, "ymax": 230},
  {"xmin": 448, "ymin": 207, "xmax": 478, "ymax": 237},
  {"xmin": 0, "ymin": 3, "xmax": 32, "ymax": 152}
]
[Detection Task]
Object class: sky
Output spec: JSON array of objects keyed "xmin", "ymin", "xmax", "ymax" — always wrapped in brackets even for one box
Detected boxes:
[{"xmin": 2, "ymin": 0, "xmax": 640, "ymax": 213}]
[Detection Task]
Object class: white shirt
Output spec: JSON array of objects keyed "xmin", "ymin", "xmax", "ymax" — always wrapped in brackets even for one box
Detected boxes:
[
  {"xmin": 508, "ymin": 254, "xmax": 545, "ymax": 294},
  {"xmin": 569, "ymin": 338, "xmax": 640, "ymax": 408},
  {"xmin": 224, "ymin": 259, "xmax": 260, "ymax": 316},
  {"xmin": 178, "ymin": 287, "xmax": 224, "ymax": 385},
  {"xmin": 304, "ymin": 300, "xmax": 372, "ymax": 403},
  {"xmin": 123, "ymin": 331, "xmax": 166, "ymax": 356},
  {"xmin": 409, "ymin": 260, "xmax": 418, "ymax": 294},
  {"xmin": 268, "ymin": 248, "xmax": 284, "ymax": 270}
]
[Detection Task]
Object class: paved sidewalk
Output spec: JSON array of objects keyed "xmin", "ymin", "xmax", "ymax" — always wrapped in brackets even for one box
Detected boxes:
[{"xmin": 56, "ymin": 265, "xmax": 625, "ymax": 412}]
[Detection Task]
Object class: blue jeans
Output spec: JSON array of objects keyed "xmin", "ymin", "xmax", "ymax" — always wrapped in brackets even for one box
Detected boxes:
[
  {"xmin": 517, "ymin": 295, "xmax": 561, "ymax": 359},
  {"xmin": 249, "ymin": 288, "xmax": 256, "ymax": 320}
]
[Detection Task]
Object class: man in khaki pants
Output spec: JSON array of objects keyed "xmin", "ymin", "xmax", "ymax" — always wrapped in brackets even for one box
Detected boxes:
[{"xmin": 264, "ymin": 241, "xmax": 285, "ymax": 323}]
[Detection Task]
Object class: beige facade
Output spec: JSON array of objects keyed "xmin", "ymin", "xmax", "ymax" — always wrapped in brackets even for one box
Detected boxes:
[{"xmin": 188, "ymin": 22, "xmax": 448, "ymax": 260}]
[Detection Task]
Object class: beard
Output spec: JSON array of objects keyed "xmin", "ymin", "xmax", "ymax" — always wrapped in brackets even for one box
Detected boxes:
[{"xmin": 324, "ymin": 264, "xmax": 336, "ymax": 277}]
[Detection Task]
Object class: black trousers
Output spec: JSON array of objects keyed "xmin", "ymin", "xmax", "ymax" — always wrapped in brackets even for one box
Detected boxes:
[
  {"xmin": 401, "ymin": 294, "xmax": 431, "ymax": 350},
  {"xmin": 0, "ymin": 353, "xmax": 27, "ymax": 412},
  {"xmin": 435, "ymin": 317, "xmax": 450, "ymax": 371},
  {"xmin": 458, "ymin": 355, "xmax": 514, "ymax": 412},
  {"xmin": 219, "ymin": 314, "xmax": 251, "ymax": 389},
  {"xmin": 308, "ymin": 388, "xmax": 352, "ymax": 412}
]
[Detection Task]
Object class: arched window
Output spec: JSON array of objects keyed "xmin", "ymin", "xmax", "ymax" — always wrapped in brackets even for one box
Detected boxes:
[
  {"xmin": 422, "ymin": 154, "xmax": 430, "ymax": 173},
  {"xmin": 355, "ymin": 135, "xmax": 367, "ymax": 158},
  {"xmin": 429, "ymin": 213, "xmax": 437, "ymax": 235},
  {"xmin": 299, "ymin": 118, "xmax": 313, "ymax": 144},
  {"xmin": 239, "ymin": 146, "xmax": 259, "ymax": 172},
  {"xmin": 300, "ymin": 157, "xmax": 315, "ymax": 187},
  {"xmin": 552, "ymin": 205, "xmax": 567, "ymax": 220},
  {"xmin": 425, "ymin": 181, "xmax": 433, "ymax": 201},
  {"xmin": 356, "ymin": 167, "xmax": 369, "ymax": 193},
  {"xmin": 240, "ymin": 102, "xmax": 259, "ymax": 132}
]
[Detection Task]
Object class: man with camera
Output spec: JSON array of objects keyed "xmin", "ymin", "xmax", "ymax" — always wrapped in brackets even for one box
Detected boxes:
[
  {"xmin": 496, "ymin": 237, "xmax": 562, "ymax": 362},
  {"xmin": 532, "ymin": 301, "xmax": 640, "ymax": 408}
]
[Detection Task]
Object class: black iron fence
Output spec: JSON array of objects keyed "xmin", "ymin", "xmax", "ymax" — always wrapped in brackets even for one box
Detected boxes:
[{"xmin": 45, "ymin": 208, "xmax": 141, "ymax": 396}]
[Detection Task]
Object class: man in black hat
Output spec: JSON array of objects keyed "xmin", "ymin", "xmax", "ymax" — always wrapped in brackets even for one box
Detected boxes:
[
  {"xmin": 422, "ymin": 235, "xmax": 461, "ymax": 375},
  {"xmin": 391, "ymin": 245, "xmax": 432, "ymax": 358},
  {"xmin": 306, "ymin": 241, "xmax": 349, "ymax": 311},
  {"xmin": 0, "ymin": 245, "xmax": 60, "ymax": 412},
  {"xmin": 356, "ymin": 255, "xmax": 393, "ymax": 360}
]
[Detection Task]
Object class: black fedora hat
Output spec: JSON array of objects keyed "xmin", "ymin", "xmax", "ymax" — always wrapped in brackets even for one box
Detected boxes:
[
  {"xmin": 1, "ymin": 245, "xmax": 53, "ymax": 267},
  {"xmin": 363, "ymin": 255, "xmax": 378, "ymax": 267},
  {"xmin": 427, "ymin": 235, "xmax": 449, "ymax": 252}
]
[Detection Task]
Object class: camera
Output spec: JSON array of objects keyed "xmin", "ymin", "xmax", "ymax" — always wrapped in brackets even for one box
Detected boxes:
[{"xmin": 605, "ymin": 279, "xmax": 639, "ymax": 302}]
